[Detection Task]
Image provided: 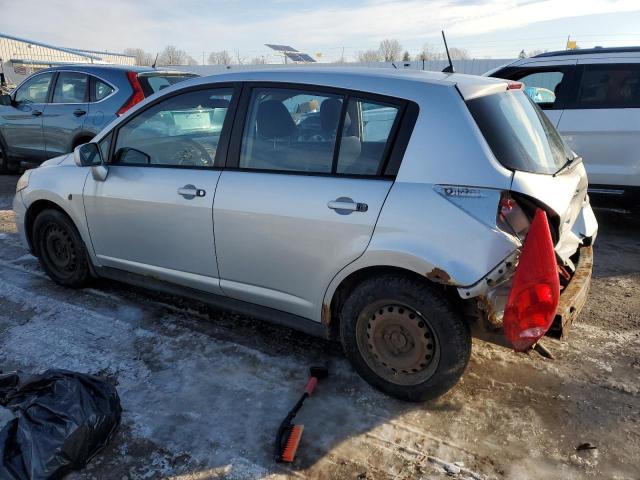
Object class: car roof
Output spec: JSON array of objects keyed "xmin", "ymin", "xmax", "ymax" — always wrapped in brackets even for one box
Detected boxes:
[
  {"xmin": 533, "ymin": 46, "xmax": 640, "ymax": 58},
  {"xmin": 179, "ymin": 67, "xmax": 509, "ymax": 101}
]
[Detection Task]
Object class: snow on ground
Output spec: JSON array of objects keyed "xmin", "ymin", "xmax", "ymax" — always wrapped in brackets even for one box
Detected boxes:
[{"xmin": 0, "ymin": 177, "xmax": 639, "ymax": 479}]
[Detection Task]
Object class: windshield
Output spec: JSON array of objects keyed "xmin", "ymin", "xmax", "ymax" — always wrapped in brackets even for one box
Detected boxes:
[
  {"xmin": 137, "ymin": 73, "xmax": 198, "ymax": 97},
  {"xmin": 467, "ymin": 89, "xmax": 573, "ymax": 175}
]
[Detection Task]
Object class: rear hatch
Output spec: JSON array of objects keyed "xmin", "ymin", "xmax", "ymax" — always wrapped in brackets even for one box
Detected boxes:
[
  {"xmin": 466, "ymin": 88, "xmax": 597, "ymax": 265},
  {"xmin": 136, "ymin": 71, "xmax": 199, "ymax": 97}
]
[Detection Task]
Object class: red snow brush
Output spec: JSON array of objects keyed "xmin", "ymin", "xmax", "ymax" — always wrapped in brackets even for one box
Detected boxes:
[{"xmin": 275, "ymin": 366, "xmax": 328, "ymax": 463}]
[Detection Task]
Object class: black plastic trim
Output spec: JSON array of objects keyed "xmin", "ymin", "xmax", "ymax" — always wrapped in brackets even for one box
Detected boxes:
[{"xmin": 95, "ymin": 265, "xmax": 330, "ymax": 339}]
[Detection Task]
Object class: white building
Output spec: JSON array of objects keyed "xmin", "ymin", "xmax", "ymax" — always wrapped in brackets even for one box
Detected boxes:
[{"xmin": 0, "ymin": 32, "xmax": 134, "ymax": 87}]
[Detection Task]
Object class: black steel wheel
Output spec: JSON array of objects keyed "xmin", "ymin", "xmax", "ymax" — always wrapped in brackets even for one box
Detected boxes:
[
  {"xmin": 340, "ymin": 274, "xmax": 471, "ymax": 402},
  {"xmin": 33, "ymin": 209, "xmax": 91, "ymax": 287}
]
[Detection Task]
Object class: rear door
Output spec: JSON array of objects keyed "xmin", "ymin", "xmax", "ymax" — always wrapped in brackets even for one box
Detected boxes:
[
  {"xmin": 555, "ymin": 60, "xmax": 640, "ymax": 190},
  {"xmin": 213, "ymin": 84, "xmax": 405, "ymax": 320},
  {"xmin": 43, "ymin": 71, "xmax": 90, "ymax": 157},
  {"xmin": 0, "ymin": 71, "xmax": 54, "ymax": 161},
  {"xmin": 83, "ymin": 85, "xmax": 238, "ymax": 294}
]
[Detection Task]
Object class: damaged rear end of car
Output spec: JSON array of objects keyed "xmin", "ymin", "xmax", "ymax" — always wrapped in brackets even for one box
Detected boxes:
[{"xmin": 447, "ymin": 80, "xmax": 598, "ymax": 350}]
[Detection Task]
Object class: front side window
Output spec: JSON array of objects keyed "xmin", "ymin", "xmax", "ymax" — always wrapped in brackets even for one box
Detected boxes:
[
  {"xmin": 113, "ymin": 88, "xmax": 232, "ymax": 167},
  {"xmin": 14, "ymin": 73, "xmax": 54, "ymax": 104},
  {"xmin": 576, "ymin": 64, "xmax": 640, "ymax": 108},
  {"xmin": 240, "ymin": 88, "xmax": 342, "ymax": 173},
  {"xmin": 337, "ymin": 99, "xmax": 399, "ymax": 175},
  {"xmin": 52, "ymin": 72, "xmax": 88, "ymax": 103},
  {"xmin": 516, "ymin": 70, "xmax": 565, "ymax": 109}
]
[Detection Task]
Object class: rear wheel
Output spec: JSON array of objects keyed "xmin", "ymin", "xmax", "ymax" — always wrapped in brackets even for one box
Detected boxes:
[
  {"xmin": 0, "ymin": 142, "xmax": 7, "ymax": 174},
  {"xmin": 32, "ymin": 209, "xmax": 91, "ymax": 287},
  {"xmin": 340, "ymin": 274, "xmax": 471, "ymax": 401}
]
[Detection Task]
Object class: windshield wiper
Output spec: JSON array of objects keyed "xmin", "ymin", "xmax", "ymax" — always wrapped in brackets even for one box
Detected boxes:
[{"xmin": 554, "ymin": 155, "xmax": 583, "ymax": 177}]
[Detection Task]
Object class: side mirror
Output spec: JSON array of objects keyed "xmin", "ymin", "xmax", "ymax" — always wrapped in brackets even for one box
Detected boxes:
[
  {"xmin": 73, "ymin": 142, "xmax": 102, "ymax": 167},
  {"xmin": 0, "ymin": 94, "xmax": 12, "ymax": 106}
]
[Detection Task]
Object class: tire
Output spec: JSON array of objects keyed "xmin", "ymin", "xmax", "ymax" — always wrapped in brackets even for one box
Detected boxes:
[
  {"xmin": 340, "ymin": 274, "xmax": 471, "ymax": 402},
  {"xmin": 0, "ymin": 142, "xmax": 7, "ymax": 174},
  {"xmin": 32, "ymin": 209, "xmax": 91, "ymax": 288}
]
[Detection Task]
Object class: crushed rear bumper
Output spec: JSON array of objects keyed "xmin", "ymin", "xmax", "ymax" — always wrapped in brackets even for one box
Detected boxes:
[{"xmin": 548, "ymin": 245, "xmax": 593, "ymax": 339}]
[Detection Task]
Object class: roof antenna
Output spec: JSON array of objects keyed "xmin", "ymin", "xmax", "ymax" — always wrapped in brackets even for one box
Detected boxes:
[
  {"xmin": 151, "ymin": 53, "xmax": 159, "ymax": 69},
  {"xmin": 391, "ymin": 62, "xmax": 398, "ymax": 69},
  {"xmin": 441, "ymin": 30, "xmax": 454, "ymax": 73}
]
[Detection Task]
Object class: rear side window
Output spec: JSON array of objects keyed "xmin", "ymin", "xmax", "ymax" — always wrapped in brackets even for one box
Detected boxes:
[
  {"xmin": 239, "ymin": 88, "xmax": 342, "ymax": 173},
  {"xmin": 337, "ymin": 99, "xmax": 399, "ymax": 175},
  {"xmin": 92, "ymin": 78, "xmax": 115, "ymax": 102},
  {"xmin": 467, "ymin": 90, "xmax": 573, "ymax": 175},
  {"xmin": 52, "ymin": 72, "xmax": 88, "ymax": 103},
  {"xmin": 137, "ymin": 74, "xmax": 197, "ymax": 97},
  {"xmin": 239, "ymin": 87, "xmax": 401, "ymax": 176},
  {"xmin": 576, "ymin": 64, "xmax": 640, "ymax": 108}
]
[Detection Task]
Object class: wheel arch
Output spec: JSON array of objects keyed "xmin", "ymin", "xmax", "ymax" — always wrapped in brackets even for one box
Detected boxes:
[
  {"xmin": 323, "ymin": 263, "xmax": 459, "ymax": 340},
  {"xmin": 24, "ymin": 199, "xmax": 75, "ymax": 254}
]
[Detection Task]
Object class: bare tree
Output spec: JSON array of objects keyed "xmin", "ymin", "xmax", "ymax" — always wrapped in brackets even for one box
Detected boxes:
[
  {"xmin": 124, "ymin": 48, "xmax": 154, "ymax": 66},
  {"xmin": 357, "ymin": 49, "xmax": 382, "ymax": 63},
  {"xmin": 157, "ymin": 45, "xmax": 190, "ymax": 66},
  {"xmin": 448, "ymin": 47, "xmax": 470, "ymax": 60},
  {"xmin": 416, "ymin": 43, "xmax": 441, "ymax": 61},
  {"xmin": 208, "ymin": 50, "xmax": 232, "ymax": 65},
  {"xmin": 528, "ymin": 49, "xmax": 547, "ymax": 57},
  {"xmin": 402, "ymin": 50, "xmax": 411, "ymax": 62},
  {"xmin": 378, "ymin": 38, "xmax": 403, "ymax": 62},
  {"xmin": 518, "ymin": 49, "xmax": 527, "ymax": 59},
  {"xmin": 235, "ymin": 50, "xmax": 248, "ymax": 65},
  {"xmin": 186, "ymin": 56, "xmax": 199, "ymax": 66},
  {"xmin": 250, "ymin": 56, "xmax": 267, "ymax": 65}
]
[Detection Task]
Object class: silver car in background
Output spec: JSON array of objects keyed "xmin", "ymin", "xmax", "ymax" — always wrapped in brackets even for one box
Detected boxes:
[
  {"xmin": 0, "ymin": 65, "xmax": 197, "ymax": 172},
  {"xmin": 12, "ymin": 69, "xmax": 598, "ymax": 401}
]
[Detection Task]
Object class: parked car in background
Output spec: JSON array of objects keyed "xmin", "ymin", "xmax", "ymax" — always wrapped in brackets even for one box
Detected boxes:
[
  {"xmin": 0, "ymin": 65, "xmax": 198, "ymax": 173},
  {"xmin": 488, "ymin": 47, "xmax": 640, "ymax": 207},
  {"xmin": 13, "ymin": 68, "xmax": 597, "ymax": 401}
]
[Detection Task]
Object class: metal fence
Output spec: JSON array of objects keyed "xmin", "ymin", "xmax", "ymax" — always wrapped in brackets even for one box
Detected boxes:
[{"xmin": 170, "ymin": 58, "xmax": 515, "ymax": 77}]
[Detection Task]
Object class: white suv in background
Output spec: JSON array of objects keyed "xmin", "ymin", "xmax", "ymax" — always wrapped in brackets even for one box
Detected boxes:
[{"xmin": 488, "ymin": 47, "xmax": 640, "ymax": 207}]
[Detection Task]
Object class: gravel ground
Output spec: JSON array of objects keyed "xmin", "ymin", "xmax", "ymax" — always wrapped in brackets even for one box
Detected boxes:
[{"xmin": 0, "ymin": 173, "xmax": 638, "ymax": 480}]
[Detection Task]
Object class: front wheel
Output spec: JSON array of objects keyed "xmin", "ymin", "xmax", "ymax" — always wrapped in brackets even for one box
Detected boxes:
[
  {"xmin": 32, "ymin": 209, "xmax": 92, "ymax": 288},
  {"xmin": 340, "ymin": 274, "xmax": 471, "ymax": 402}
]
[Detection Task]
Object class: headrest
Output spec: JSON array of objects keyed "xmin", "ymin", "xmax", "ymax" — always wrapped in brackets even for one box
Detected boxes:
[
  {"xmin": 257, "ymin": 100, "xmax": 296, "ymax": 138},
  {"xmin": 320, "ymin": 98, "xmax": 350, "ymax": 136}
]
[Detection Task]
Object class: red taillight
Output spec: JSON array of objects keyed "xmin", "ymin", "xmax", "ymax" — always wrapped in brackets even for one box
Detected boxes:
[
  {"xmin": 503, "ymin": 209, "xmax": 559, "ymax": 351},
  {"xmin": 116, "ymin": 71, "xmax": 145, "ymax": 116},
  {"xmin": 507, "ymin": 81, "xmax": 524, "ymax": 90}
]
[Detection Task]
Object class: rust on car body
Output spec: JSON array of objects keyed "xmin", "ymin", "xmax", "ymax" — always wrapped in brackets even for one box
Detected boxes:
[
  {"xmin": 321, "ymin": 303, "xmax": 331, "ymax": 326},
  {"xmin": 550, "ymin": 246, "xmax": 593, "ymax": 339},
  {"xmin": 426, "ymin": 267, "xmax": 452, "ymax": 284}
]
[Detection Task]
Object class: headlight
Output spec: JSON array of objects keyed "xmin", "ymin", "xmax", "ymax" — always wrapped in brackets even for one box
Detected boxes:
[{"xmin": 16, "ymin": 169, "xmax": 31, "ymax": 193}]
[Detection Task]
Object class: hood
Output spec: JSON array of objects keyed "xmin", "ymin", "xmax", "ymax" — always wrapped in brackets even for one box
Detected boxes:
[
  {"xmin": 510, "ymin": 162, "xmax": 597, "ymax": 266},
  {"xmin": 39, "ymin": 154, "xmax": 72, "ymax": 168}
]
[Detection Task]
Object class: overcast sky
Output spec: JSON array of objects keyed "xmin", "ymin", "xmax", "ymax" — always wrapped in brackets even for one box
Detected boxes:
[{"xmin": 2, "ymin": 0, "xmax": 640, "ymax": 61}]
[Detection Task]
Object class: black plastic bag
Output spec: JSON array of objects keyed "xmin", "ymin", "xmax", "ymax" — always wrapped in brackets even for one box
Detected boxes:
[{"xmin": 0, "ymin": 369, "xmax": 121, "ymax": 480}]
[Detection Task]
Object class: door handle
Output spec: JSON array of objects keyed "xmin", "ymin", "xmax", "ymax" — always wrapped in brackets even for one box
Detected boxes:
[
  {"xmin": 328, "ymin": 197, "xmax": 368, "ymax": 213},
  {"xmin": 177, "ymin": 184, "xmax": 206, "ymax": 199},
  {"xmin": 73, "ymin": 109, "xmax": 87, "ymax": 117},
  {"xmin": 31, "ymin": 110, "xmax": 42, "ymax": 117}
]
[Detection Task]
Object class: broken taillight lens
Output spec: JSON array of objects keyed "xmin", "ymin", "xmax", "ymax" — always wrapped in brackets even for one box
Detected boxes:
[
  {"xmin": 497, "ymin": 193, "xmax": 530, "ymax": 241},
  {"xmin": 503, "ymin": 208, "xmax": 560, "ymax": 351}
]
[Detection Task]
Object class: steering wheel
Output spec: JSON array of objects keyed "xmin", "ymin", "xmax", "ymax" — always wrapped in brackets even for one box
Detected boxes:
[{"xmin": 166, "ymin": 137, "xmax": 213, "ymax": 166}]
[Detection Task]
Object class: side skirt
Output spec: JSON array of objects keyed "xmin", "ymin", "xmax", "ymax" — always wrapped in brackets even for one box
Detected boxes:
[{"xmin": 95, "ymin": 266, "xmax": 330, "ymax": 339}]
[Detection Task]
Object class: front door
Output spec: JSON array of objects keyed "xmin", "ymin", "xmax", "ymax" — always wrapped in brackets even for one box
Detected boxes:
[
  {"xmin": 43, "ymin": 71, "xmax": 90, "ymax": 157},
  {"xmin": 214, "ymin": 85, "xmax": 403, "ymax": 320},
  {"xmin": 83, "ymin": 86, "xmax": 237, "ymax": 294},
  {"xmin": 0, "ymin": 71, "xmax": 54, "ymax": 161}
]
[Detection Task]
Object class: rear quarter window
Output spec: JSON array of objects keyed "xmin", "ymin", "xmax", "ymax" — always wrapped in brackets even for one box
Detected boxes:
[{"xmin": 137, "ymin": 74, "xmax": 198, "ymax": 97}]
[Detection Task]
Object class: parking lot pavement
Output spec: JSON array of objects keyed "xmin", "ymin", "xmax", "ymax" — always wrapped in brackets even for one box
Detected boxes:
[{"xmin": 1, "ymin": 175, "xmax": 639, "ymax": 480}]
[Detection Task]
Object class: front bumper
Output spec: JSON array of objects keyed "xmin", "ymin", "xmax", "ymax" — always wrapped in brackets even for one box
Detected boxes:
[
  {"xmin": 548, "ymin": 245, "xmax": 593, "ymax": 339},
  {"xmin": 12, "ymin": 191, "xmax": 29, "ymax": 249}
]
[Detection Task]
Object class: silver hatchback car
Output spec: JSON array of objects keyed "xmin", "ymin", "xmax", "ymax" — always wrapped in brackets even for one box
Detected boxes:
[{"xmin": 13, "ymin": 69, "xmax": 598, "ymax": 401}]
